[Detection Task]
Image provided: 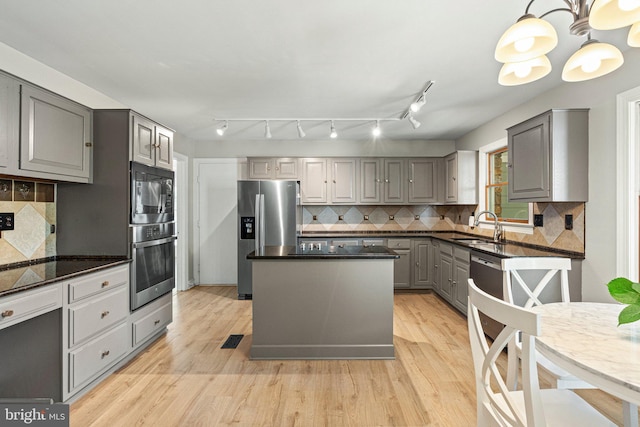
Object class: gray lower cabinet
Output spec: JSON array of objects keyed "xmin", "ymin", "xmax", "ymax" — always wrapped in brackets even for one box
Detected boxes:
[
  {"xmin": 438, "ymin": 243, "xmax": 454, "ymax": 301},
  {"xmin": 388, "ymin": 239, "xmax": 411, "ymax": 288},
  {"xmin": 452, "ymin": 246, "xmax": 470, "ymax": 314},
  {"xmin": 432, "ymin": 240, "xmax": 470, "ymax": 314},
  {"xmin": 411, "ymin": 239, "xmax": 434, "ymax": 288},
  {"xmin": 63, "ymin": 265, "xmax": 130, "ymax": 400}
]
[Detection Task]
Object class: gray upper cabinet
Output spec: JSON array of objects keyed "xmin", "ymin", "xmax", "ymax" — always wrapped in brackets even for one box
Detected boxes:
[
  {"xmin": 300, "ymin": 158, "xmax": 327, "ymax": 203},
  {"xmin": 131, "ymin": 113, "xmax": 173, "ymax": 170},
  {"xmin": 408, "ymin": 158, "xmax": 439, "ymax": 204},
  {"xmin": 359, "ymin": 158, "xmax": 382, "ymax": 203},
  {"xmin": 507, "ymin": 109, "xmax": 588, "ymax": 202},
  {"xmin": 247, "ymin": 158, "xmax": 298, "ymax": 180},
  {"xmin": 20, "ymin": 84, "xmax": 92, "ymax": 182},
  {"xmin": 0, "ymin": 73, "xmax": 19, "ymax": 172},
  {"xmin": 444, "ymin": 151, "xmax": 477, "ymax": 204},
  {"xmin": 330, "ymin": 158, "xmax": 358, "ymax": 204},
  {"xmin": 383, "ymin": 158, "xmax": 406, "ymax": 203}
]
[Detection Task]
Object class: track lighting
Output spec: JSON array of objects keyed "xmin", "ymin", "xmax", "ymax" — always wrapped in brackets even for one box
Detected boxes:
[
  {"xmin": 216, "ymin": 120, "xmax": 228, "ymax": 136},
  {"xmin": 264, "ymin": 121, "xmax": 272, "ymax": 139},
  {"xmin": 330, "ymin": 121, "xmax": 338, "ymax": 139},
  {"xmin": 297, "ymin": 120, "xmax": 306, "ymax": 138},
  {"xmin": 408, "ymin": 115, "xmax": 421, "ymax": 129},
  {"xmin": 372, "ymin": 120, "xmax": 381, "ymax": 137},
  {"xmin": 410, "ymin": 98, "xmax": 426, "ymax": 113}
]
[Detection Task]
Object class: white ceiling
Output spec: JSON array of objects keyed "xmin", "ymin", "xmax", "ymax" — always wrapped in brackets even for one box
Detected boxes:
[{"xmin": 0, "ymin": 0, "xmax": 632, "ymax": 141}]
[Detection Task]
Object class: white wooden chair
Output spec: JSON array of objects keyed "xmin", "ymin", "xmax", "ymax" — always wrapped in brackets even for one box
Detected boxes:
[
  {"xmin": 467, "ymin": 278, "xmax": 616, "ymax": 426},
  {"xmin": 501, "ymin": 257, "xmax": 591, "ymax": 391}
]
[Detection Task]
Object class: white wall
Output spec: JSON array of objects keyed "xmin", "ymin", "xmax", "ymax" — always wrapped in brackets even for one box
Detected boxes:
[{"xmin": 457, "ymin": 48, "xmax": 640, "ymax": 302}]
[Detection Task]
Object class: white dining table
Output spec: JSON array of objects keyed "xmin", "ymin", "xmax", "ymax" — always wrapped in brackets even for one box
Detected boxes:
[{"xmin": 532, "ymin": 302, "xmax": 640, "ymax": 427}]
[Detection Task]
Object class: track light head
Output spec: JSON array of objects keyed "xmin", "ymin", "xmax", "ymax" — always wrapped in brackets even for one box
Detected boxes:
[
  {"xmin": 410, "ymin": 98, "xmax": 426, "ymax": 113},
  {"xmin": 264, "ymin": 121, "xmax": 272, "ymax": 139},
  {"xmin": 408, "ymin": 115, "xmax": 421, "ymax": 129},
  {"xmin": 297, "ymin": 120, "xmax": 306, "ymax": 138},
  {"xmin": 372, "ymin": 120, "xmax": 381, "ymax": 137},
  {"xmin": 216, "ymin": 120, "xmax": 228, "ymax": 136},
  {"xmin": 330, "ymin": 120, "xmax": 338, "ymax": 139}
]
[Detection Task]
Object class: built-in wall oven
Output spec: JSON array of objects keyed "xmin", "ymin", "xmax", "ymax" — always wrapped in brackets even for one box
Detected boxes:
[{"xmin": 130, "ymin": 162, "xmax": 176, "ymax": 311}]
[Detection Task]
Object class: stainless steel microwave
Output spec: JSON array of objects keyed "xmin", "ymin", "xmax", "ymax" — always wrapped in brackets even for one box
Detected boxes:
[{"xmin": 130, "ymin": 162, "xmax": 174, "ymax": 225}]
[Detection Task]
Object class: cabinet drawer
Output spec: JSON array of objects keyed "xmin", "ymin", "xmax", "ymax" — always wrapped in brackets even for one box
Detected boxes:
[
  {"xmin": 363, "ymin": 239, "xmax": 385, "ymax": 246},
  {"xmin": 454, "ymin": 247, "xmax": 470, "ymax": 263},
  {"xmin": 387, "ymin": 239, "xmax": 411, "ymax": 249},
  {"xmin": 332, "ymin": 239, "xmax": 360, "ymax": 247},
  {"xmin": 439, "ymin": 243, "xmax": 453, "ymax": 256},
  {"xmin": 0, "ymin": 284, "xmax": 61, "ymax": 330},
  {"xmin": 68, "ymin": 265, "xmax": 129, "ymax": 303},
  {"xmin": 132, "ymin": 301, "xmax": 172, "ymax": 347},
  {"xmin": 69, "ymin": 287, "xmax": 128, "ymax": 347},
  {"xmin": 69, "ymin": 322, "xmax": 128, "ymax": 390}
]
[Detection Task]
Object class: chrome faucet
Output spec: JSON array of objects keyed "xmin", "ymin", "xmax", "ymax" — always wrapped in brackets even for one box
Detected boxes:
[{"xmin": 474, "ymin": 210, "xmax": 503, "ymax": 242}]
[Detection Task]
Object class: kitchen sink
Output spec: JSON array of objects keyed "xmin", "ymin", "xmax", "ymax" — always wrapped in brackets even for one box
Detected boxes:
[{"xmin": 452, "ymin": 238, "xmax": 492, "ymax": 244}]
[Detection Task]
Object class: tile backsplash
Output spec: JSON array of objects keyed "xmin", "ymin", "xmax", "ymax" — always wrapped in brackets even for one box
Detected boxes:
[
  {"xmin": 0, "ymin": 180, "xmax": 56, "ymax": 265},
  {"xmin": 303, "ymin": 202, "xmax": 585, "ymax": 254}
]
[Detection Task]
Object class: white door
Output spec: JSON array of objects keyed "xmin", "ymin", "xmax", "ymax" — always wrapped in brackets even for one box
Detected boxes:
[
  {"xmin": 173, "ymin": 153, "xmax": 189, "ymax": 291},
  {"xmin": 196, "ymin": 159, "xmax": 238, "ymax": 285}
]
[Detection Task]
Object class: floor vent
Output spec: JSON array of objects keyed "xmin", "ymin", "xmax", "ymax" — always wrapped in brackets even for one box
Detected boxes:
[{"xmin": 221, "ymin": 334, "xmax": 244, "ymax": 349}]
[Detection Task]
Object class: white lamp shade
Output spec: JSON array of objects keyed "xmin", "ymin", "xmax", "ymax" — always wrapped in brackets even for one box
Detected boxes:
[
  {"xmin": 589, "ymin": 0, "xmax": 640, "ymax": 30},
  {"xmin": 562, "ymin": 41, "xmax": 624, "ymax": 82},
  {"xmin": 629, "ymin": 22, "xmax": 640, "ymax": 47},
  {"xmin": 498, "ymin": 55, "xmax": 552, "ymax": 86},
  {"xmin": 495, "ymin": 16, "xmax": 558, "ymax": 63}
]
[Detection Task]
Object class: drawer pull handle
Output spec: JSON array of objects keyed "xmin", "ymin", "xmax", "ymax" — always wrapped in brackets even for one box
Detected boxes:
[
  {"xmin": 1, "ymin": 310, "xmax": 14, "ymax": 318},
  {"xmin": 154, "ymin": 319, "xmax": 160, "ymax": 325},
  {"xmin": 101, "ymin": 350, "xmax": 110, "ymax": 358},
  {"xmin": 102, "ymin": 281, "xmax": 110, "ymax": 288},
  {"xmin": 101, "ymin": 310, "xmax": 110, "ymax": 318}
]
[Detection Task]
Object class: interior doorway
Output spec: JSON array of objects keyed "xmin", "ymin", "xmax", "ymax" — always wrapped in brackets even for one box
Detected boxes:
[{"xmin": 174, "ymin": 153, "xmax": 190, "ymax": 291}]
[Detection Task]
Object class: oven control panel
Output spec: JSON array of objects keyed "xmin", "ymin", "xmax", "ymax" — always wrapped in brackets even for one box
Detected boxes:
[{"xmin": 132, "ymin": 222, "xmax": 175, "ymax": 243}]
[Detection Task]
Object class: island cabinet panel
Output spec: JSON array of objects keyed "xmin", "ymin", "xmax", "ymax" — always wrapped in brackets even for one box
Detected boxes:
[
  {"xmin": 359, "ymin": 158, "xmax": 382, "ymax": 203},
  {"xmin": 300, "ymin": 158, "xmax": 327, "ymax": 203},
  {"xmin": 20, "ymin": 84, "xmax": 92, "ymax": 182},
  {"xmin": 507, "ymin": 109, "xmax": 588, "ymax": 202}
]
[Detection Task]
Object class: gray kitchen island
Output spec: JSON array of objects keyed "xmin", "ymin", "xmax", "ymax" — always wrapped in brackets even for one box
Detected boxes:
[{"xmin": 247, "ymin": 245, "xmax": 399, "ymax": 360}]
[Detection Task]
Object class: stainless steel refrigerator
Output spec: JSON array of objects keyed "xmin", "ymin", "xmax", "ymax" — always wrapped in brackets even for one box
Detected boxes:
[{"xmin": 237, "ymin": 180, "xmax": 300, "ymax": 299}]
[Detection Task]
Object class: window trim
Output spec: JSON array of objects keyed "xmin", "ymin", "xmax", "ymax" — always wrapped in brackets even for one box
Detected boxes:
[{"xmin": 478, "ymin": 138, "xmax": 534, "ymax": 235}]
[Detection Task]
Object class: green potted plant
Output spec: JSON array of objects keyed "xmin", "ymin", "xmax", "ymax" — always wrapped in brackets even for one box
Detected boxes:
[{"xmin": 607, "ymin": 277, "xmax": 640, "ymax": 325}]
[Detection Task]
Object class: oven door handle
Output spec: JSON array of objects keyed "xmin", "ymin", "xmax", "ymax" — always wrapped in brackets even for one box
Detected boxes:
[{"xmin": 132, "ymin": 235, "xmax": 177, "ymax": 249}]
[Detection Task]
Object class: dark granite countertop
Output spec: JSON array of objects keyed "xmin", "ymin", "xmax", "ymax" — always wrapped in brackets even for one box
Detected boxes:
[
  {"xmin": 301, "ymin": 231, "xmax": 584, "ymax": 259},
  {"xmin": 247, "ymin": 245, "xmax": 399, "ymax": 260},
  {"xmin": 0, "ymin": 256, "xmax": 131, "ymax": 298}
]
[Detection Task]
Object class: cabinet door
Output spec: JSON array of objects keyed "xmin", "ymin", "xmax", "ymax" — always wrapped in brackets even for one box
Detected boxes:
[
  {"xmin": 300, "ymin": 158, "xmax": 327, "ymax": 203},
  {"xmin": 508, "ymin": 112, "xmax": 551, "ymax": 200},
  {"xmin": 359, "ymin": 158, "xmax": 381, "ymax": 203},
  {"xmin": 131, "ymin": 114, "xmax": 156, "ymax": 166},
  {"xmin": 275, "ymin": 158, "xmax": 298, "ymax": 179},
  {"xmin": 408, "ymin": 159, "xmax": 438, "ymax": 203},
  {"xmin": 20, "ymin": 85, "xmax": 92, "ymax": 180},
  {"xmin": 330, "ymin": 158, "xmax": 357, "ymax": 204},
  {"xmin": 383, "ymin": 158, "xmax": 406, "ymax": 203},
  {"xmin": 453, "ymin": 260, "xmax": 470, "ymax": 314},
  {"xmin": 444, "ymin": 153, "xmax": 458, "ymax": 202},
  {"xmin": 0, "ymin": 74, "xmax": 19, "ymax": 172},
  {"xmin": 393, "ymin": 249, "xmax": 412, "ymax": 288},
  {"xmin": 439, "ymin": 252, "xmax": 454, "ymax": 301},
  {"xmin": 432, "ymin": 241, "xmax": 441, "ymax": 292},
  {"xmin": 155, "ymin": 125, "xmax": 173, "ymax": 170},
  {"xmin": 412, "ymin": 240, "xmax": 431, "ymax": 288},
  {"xmin": 248, "ymin": 158, "xmax": 273, "ymax": 179}
]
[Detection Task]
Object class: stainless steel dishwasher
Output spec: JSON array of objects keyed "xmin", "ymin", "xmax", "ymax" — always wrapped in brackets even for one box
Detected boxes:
[{"xmin": 470, "ymin": 252, "xmax": 503, "ymax": 340}]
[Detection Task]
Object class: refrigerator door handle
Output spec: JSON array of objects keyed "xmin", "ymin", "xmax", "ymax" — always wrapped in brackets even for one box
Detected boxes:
[
  {"xmin": 259, "ymin": 194, "xmax": 266, "ymax": 250},
  {"xmin": 254, "ymin": 194, "xmax": 261, "ymax": 253}
]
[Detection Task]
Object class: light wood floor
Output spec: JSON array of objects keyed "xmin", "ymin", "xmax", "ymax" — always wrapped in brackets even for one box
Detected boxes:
[{"xmin": 70, "ymin": 286, "xmax": 628, "ymax": 426}]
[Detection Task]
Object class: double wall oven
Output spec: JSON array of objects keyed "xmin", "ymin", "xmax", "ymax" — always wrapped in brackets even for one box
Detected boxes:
[{"xmin": 130, "ymin": 162, "xmax": 176, "ymax": 311}]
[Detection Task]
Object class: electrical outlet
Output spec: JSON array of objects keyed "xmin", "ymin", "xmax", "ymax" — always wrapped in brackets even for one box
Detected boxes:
[
  {"xmin": 565, "ymin": 214, "xmax": 573, "ymax": 230},
  {"xmin": 363, "ymin": 215, "xmax": 369, "ymax": 221},
  {"xmin": 414, "ymin": 215, "xmax": 420, "ymax": 220},
  {"xmin": 312, "ymin": 215, "xmax": 317, "ymax": 221},
  {"xmin": 338, "ymin": 215, "xmax": 344, "ymax": 221},
  {"xmin": 533, "ymin": 214, "xmax": 543, "ymax": 227},
  {"xmin": 389, "ymin": 215, "xmax": 394, "ymax": 220},
  {"xmin": 0, "ymin": 213, "xmax": 14, "ymax": 230}
]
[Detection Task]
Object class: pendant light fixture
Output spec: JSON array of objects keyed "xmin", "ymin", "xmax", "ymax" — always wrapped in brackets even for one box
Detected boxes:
[
  {"xmin": 408, "ymin": 114, "xmax": 421, "ymax": 129},
  {"xmin": 495, "ymin": 0, "xmax": 637, "ymax": 85}
]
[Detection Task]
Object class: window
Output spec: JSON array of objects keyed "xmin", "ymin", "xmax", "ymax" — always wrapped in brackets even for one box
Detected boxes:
[{"xmin": 486, "ymin": 148, "xmax": 529, "ymax": 223}]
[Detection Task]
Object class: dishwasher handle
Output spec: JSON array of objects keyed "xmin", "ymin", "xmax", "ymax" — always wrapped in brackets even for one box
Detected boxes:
[{"xmin": 471, "ymin": 255, "xmax": 502, "ymax": 270}]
